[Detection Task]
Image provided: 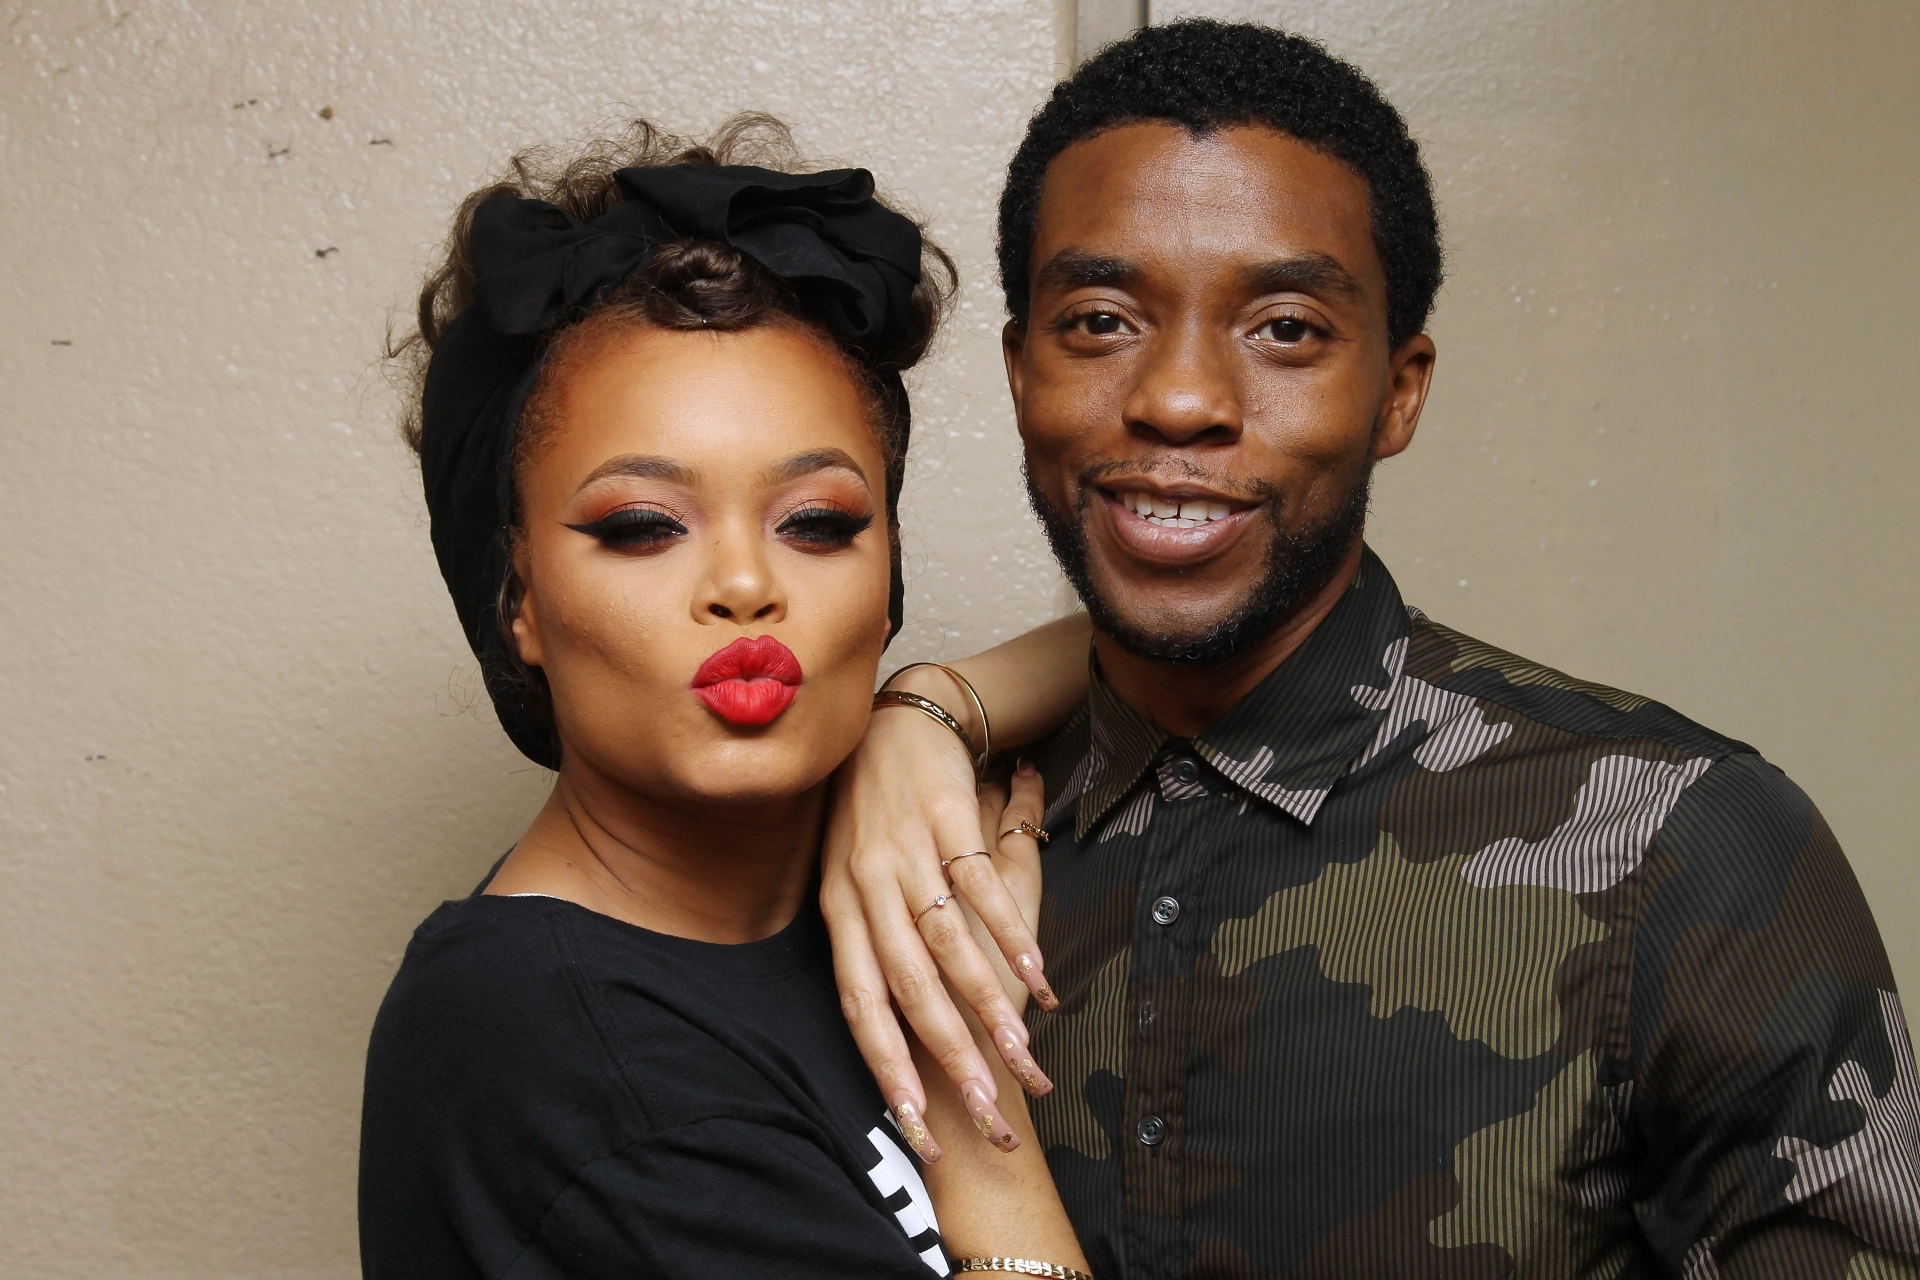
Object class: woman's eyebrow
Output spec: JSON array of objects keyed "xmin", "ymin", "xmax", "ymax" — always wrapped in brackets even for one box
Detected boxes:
[
  {"xmin": 766, "ymin": 448, "xmax": 869, "ymax": 488},
  {"xmin": 574, "ymin": 454, "xmax": 699, "ymax": 493}
]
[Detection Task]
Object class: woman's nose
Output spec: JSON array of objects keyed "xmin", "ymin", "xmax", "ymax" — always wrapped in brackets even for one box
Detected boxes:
[{"xmin": 695, "ymin": 526, "xmax": 786, "ymax": 624}]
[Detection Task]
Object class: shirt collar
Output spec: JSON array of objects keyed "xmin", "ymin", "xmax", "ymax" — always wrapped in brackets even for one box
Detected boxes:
[{"xmin": 1069, "ymin": 546, "xmax": 1411, "ymax": 838}]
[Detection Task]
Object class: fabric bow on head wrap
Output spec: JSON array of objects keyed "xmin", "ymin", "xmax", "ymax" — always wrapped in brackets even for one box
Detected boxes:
[{"xmin": 419, "ymin": 164, "xmax": 925, "ymax": 768}]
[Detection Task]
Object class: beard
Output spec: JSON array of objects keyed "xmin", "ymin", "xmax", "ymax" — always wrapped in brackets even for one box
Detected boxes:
[{"xmin": 1025, "ymin": 462, "xmax": 1372, "ymax": 666}]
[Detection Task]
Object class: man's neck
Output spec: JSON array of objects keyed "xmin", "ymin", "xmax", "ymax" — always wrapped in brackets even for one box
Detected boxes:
[
  {"xmin": 486, "ymin": 762, "xmax": 825, "ymax": 944},
  {"xmin": 1094, "ymin": 538, "xmax": 1366, "ymax": 738}
]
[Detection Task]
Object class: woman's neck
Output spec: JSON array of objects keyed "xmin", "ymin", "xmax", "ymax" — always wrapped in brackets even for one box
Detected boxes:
[{"xmin": 484, "ymin": 760, "xmax": 826, "ymax": 944}]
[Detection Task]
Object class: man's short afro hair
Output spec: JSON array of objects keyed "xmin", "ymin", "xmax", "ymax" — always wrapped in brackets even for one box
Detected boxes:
[{"xmin": 998, "ymin": 18, "xmax": 1443, "ymax": 350}]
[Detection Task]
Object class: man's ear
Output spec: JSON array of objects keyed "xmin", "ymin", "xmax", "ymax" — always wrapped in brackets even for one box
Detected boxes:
[
  {"xmin": 1001, "ymin": 319, "xmax": 1027, "ymax": 409},
  {"xmin": 1371, "ymin": 333, "xmax": 1437, "ymax": 462}
]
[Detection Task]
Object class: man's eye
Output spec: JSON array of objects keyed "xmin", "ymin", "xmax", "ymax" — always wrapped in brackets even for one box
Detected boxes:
[
  {"xmin": 778, "ymin": 507, "xmax": 874, "ymax": 548},
  {"xmin": 1255, "ymin": 317, "xmax": 1315, "ymax": 343},
  {"xmin": 563, "ymin": 507, "xmax": 687, "ymax": 550},
  {"xmin": 1068, "ymin": 310, "xmax": 1130, "ymax": 337}
]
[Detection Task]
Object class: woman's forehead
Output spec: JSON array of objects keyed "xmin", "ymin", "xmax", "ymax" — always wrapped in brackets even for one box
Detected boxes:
[{"xmin": 537, "ymin": 324, "xmax": 885, "ymax": 492}]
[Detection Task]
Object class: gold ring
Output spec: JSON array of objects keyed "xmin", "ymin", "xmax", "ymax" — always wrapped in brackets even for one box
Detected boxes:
[
  {"xmin": 913, "ymin": 894, "xmax": 951, "ymax": 924},
  {"xmin": 941, "ymin": 851, "xmax": 991, "ymax": 872},
  {"xmin": 999, "ymin": 820, "xmax": 1050, "ymax": 845}
]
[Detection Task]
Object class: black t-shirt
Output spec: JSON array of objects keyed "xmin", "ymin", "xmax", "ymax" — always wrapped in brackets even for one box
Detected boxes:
[{"xmin": 359, "ymin": 886, "xmax": 948, "ymax": 1279}]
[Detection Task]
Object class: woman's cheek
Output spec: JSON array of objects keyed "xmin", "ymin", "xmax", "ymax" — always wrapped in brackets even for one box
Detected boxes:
[{"xmin": 542, "ymin": 549, "xmax": 676, "ymax": 693}]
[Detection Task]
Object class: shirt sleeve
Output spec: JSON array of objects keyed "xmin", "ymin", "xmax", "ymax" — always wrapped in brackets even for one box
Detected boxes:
[
  {"xmin": 1626, "ymin": 751, "xmax": 1920, "ymax": 1277},
  {"xmin": 503, "ymin": 1115, "xmax": 946, "ymax": 1280}
]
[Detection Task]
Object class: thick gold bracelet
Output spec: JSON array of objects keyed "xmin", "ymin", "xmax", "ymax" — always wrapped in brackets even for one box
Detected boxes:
[
  {"xmin": 871, "ymin": 690, "xmax": 986, "ymax": 778},
  {"xmin": 954, "ymin": 1260, "xmax": 1092, "ymax": 1280},
  {"xmin": 881, "ymin": 662, "xmax": 992, "ymax": 765}
]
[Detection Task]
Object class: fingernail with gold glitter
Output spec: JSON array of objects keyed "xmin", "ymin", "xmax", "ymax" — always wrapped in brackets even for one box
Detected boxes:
[
  {"xmin": 1016, "ymin": 954, "xmax": 1060, "ymax": 1011},
  {"xmin": 961, "ymin": 1080, "xmax": 1021, "ymax": 1152},
  {"xmin": 996, "ymin": 1024, "xmax": 1053, "ymax": 1095},
  {"xmin": 891, "ymin": 1097, "xmax": 942, "ymax": 1163}
]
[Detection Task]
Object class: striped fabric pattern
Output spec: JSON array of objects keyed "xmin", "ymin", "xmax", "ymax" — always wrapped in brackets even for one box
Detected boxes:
[{"xmin": 1025, "ymin": 548, "xmax": 1920, "ymax": 1279}]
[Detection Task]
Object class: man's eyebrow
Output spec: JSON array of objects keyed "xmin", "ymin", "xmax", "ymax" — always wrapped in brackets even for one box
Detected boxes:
[
  {"xmin": 1034, "ymin": 249, "xmax": 1143, "ymax": 295},
  {"xmin": 765, "ymin": 447, "xmax": 869, "ymax": 488},
  {"xmin": 1245, "ymin": 253, "xmax": 1364, "ymax": 303},
  {"xmin": 574, "ymin": 454, "xmax": 698, "ymax": 492}
]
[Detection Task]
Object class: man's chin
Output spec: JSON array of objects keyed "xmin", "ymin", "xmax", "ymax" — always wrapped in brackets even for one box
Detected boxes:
[
  {"xmin": 1026, "ymin": 460, "xmax": 1372, "ymax": 667},
  {"xmin": 1071, "ymin": 563, "xmax": 1275, "ymax": 665}
]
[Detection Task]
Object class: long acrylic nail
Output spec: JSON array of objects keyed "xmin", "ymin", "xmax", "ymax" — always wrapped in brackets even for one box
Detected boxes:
[
  {"xmin": 995, "ymin": 1023, "xmax": 1054, "ymax": 1096},
  {"xmin": 1016, "ymin": 953, "xmax": 1061, "ymax": 1011},
  {"xmin": 891, "ymin": 1098, "xmax": 943, "ymax": 1163},
  {"xmin": 960, "ymin": 1080, "xmax": 1021, "ymax": 1152}
]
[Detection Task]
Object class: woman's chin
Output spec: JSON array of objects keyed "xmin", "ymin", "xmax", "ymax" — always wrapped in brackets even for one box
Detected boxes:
[{"xmin": 566, "ymin": 719, "xmax": 848, "ymax": 810}]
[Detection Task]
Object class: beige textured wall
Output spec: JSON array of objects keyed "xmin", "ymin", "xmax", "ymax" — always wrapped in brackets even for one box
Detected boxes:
[
  {"xmin": 0, "ymin": 3, "xmax": 1070, "ymax": 1275},
  {"xmin": 0, "ymin": 1, "xmax": 1911, "ymax": 1275},
  {"xmin": 1168, "ymin": 0, "xmax": 1918, "ymax": 994}
]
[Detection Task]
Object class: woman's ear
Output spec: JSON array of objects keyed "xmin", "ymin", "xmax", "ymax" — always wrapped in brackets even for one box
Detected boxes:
[{"xmin": 509, "ymin": 566, "xmax": 545, "ymax": 669}]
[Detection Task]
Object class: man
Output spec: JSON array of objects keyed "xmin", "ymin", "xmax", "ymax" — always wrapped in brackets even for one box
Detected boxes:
[{"xmin": 826, "ymin": 19, "xmax": 1920, "ymax": 1278}]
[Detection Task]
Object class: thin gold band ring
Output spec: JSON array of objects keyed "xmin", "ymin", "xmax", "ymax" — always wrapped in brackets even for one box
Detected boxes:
[
  {"xmin": 999, "ymin": 820, "xmax": 1051, "ymax": 845},
  {"xmin": 913, "ymin": 894, "xmax": 951, "ymax": 924}
]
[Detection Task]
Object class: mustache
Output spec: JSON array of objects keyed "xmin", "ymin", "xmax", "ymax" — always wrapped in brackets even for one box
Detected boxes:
[{"xmin": 1072, "ymin": 456, "xmax": 1280, "ymax": 511}]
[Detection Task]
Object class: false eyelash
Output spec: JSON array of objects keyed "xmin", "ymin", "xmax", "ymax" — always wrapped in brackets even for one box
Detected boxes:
[
  {"xmin": 563, "ymin": 507, "xmax": 688, "ymax": 549},
  {"xmin": 777, "ymin": 506, "xmax": 874, "ymax": 547}
]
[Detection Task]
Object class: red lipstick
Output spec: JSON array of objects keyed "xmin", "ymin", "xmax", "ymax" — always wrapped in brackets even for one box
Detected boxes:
[{"xmin": 691, "ymin": 635, "xmax": 804, "ymax": 725}]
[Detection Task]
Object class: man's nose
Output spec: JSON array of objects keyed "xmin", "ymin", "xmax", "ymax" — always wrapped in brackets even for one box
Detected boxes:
[{"xmin": 1121, "ymin": 326, "xmax": 1245, "ymax": 445}]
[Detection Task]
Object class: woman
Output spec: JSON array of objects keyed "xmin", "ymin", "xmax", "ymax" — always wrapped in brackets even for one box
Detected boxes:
[{"xmin": 359, "ymin": 117, "xmax": 1089, "ymax": 1278}]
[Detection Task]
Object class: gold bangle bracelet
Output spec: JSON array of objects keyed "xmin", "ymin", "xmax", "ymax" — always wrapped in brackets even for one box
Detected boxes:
[
  {"xmin": 871, "ymin": 690, "xmax": 986, "ymax": 778},
  {"xmin": 953, "ymin": 1260, "xmax": 1092, "ymax": 1280},
  {"xmin": 880, "ymin": 661, "xmax": 992, "ymax": 766}
]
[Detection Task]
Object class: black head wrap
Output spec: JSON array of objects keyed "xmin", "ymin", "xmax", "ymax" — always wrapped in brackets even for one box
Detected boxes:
[{"xmin": 419, "ymin": 164, "xmax": 924, "ymax": 767}]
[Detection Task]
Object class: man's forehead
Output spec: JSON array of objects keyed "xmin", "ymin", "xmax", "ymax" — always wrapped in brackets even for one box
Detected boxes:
[{"xmin": 1031, "ymin": 121, "xmax": 1380, "ymax": 288}]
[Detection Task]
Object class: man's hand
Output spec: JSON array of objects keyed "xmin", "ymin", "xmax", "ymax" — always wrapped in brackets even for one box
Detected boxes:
[{"xmin": 823, "ymin": 708, "xmax": 1058, "ymax": 1160}]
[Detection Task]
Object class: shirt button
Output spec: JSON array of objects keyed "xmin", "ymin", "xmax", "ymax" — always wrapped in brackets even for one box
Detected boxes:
[
  {"xmin": 1137, "ymin": 1000, "xmax": 1155, "ymax": 1028},
  {"xmin": 1151, "ymin": 895, "xmax": 1180, "ymax": 926},
  {"xmin": 1170, "ymin": 757, "xmax": 1200, "ymax": 785},
  {"xmin": 1137, "ymin": 1115, "xmax": 1166, "ymax": 1146}
]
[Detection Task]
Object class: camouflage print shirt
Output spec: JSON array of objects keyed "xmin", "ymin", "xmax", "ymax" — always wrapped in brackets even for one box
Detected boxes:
[{"xmin": 1026, "ymin": 548, "xmax": 1920, "ymax": 1280}]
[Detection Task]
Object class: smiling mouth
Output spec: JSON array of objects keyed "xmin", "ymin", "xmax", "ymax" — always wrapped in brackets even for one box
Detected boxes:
[
  {"xmin": 1111, "ymin": 489, "xmax": 1245, "ymax": 529},
  {"xmin": 1090, "ymin": 482, "xmax": 1264, "ymax": 568}
]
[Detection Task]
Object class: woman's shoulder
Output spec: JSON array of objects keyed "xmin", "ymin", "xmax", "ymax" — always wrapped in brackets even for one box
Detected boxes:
[
  {"xmin": 377, "ymin": 894, "xmax": 585, "ymax": 1024},
  {"xmin": 364, "ymin": 893, "xmax": 845, "ymax": 1127},
  {"xmin": 364, "ymin": 894, "xmax": 646, "ymax": 1119}
]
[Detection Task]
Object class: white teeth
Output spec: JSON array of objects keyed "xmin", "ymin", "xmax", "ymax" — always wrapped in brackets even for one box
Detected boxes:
[{"xmin": 1120, "ymin": 491, "xmax": 1239, "ymax": 528}]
